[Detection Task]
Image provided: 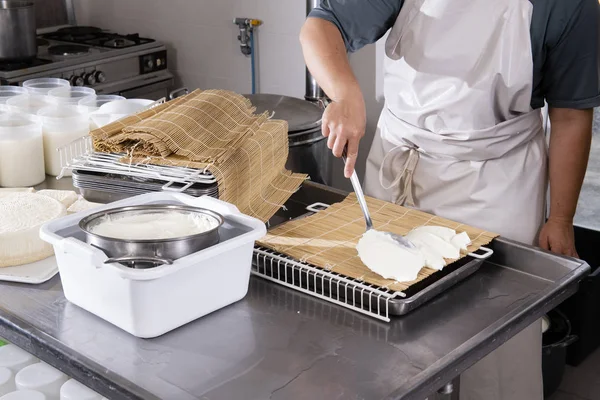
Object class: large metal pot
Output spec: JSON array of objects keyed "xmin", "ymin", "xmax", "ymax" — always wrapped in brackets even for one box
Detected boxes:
[
  {"xmin": 0, "ymin": 0, "xmax": 37, "ymax": 61},
  {"xmin": 79, "ymin": 205, "xmax": 224, "ymax": 268},
  {"xmin": 245, "ymin": 94, "xmax": 332, "ymax": 185}
]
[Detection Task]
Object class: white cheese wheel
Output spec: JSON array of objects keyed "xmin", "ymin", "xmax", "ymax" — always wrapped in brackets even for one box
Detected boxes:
[
  {"xmin": 37, "ymin": 190, "xmax": 79, "ymax": 208},
  {"xmin": 0, "ymin": 188, "xmax": 35, "ymax": 197},
  {"xmin": 0, "ymin": 193, "xmax": 66, "ymax": 267},
  {"xmin": 67, "ymin": 198, "xmax": 103, "ymax": 214}
]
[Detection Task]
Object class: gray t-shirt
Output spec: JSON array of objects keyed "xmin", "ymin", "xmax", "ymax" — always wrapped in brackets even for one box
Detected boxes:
[{"xmin": 310, "ymin": 0, "xmax": 600, "ymax": 110}]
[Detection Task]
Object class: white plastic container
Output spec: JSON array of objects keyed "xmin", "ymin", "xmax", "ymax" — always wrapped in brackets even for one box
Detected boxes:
[
  {"xmin": 98, "ymin": 98, "xmax": 153, "ymax": 115},
  {"xmin": 15, "ymin": 363, "xmax": 68, "ymax": 400},
  {"xmin": 47, "ymin": 87, "xmax": 96, "ymax": 106},
  {"xmin": 0, "ymin": 367, "xmax": 15, "ymax": 396},
  {"xmin": 40, "ymin": 193, "xmax": 267, "ymax": 338},
  {"xmin": 37, "ymin": 106, "xmax": 90, "ymax": 177},
  {"xmin": 0, "ymin": 87, "xmax": 27, "ymax": 105},
  {"xmin": 0, "ymin": 345, "xmax": 39, "ymax": 373},
  {"xmin": 6, "ymin": 94, "xmax": 53, "ymax": 117},
  {"xmin": 0, "ymin": 390, "xmax": 46, "ymax": 400},
  {"xmin": 60, "ymin": 379, "xmax": 103, "ymax": 400},
  {"xmin": 0, "ymin": 113, "xmax": 46, "ymax": 187},
  {"xmin": 78, "ymin": 95, "xmax": 125, "ymax": 130},
  {"xmin": 23, "ymin": 78, "xmax": 70, "ymax": 96}
]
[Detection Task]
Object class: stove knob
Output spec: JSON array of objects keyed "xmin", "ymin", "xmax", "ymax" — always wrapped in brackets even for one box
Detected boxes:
[
  {"xmin": 95, "ymin": 71, "xmax": 106, "ymax": 84},
  {"xmin": 145, "ymin": 59, "xmax": 155, "ymax": 69},
  {"xmin": 84, "ymin": 73, "xmax": 97, "ymax": 86},
  {"xmin": 70, "ymin": 75, "xmax": 84, "ymax": 87}
]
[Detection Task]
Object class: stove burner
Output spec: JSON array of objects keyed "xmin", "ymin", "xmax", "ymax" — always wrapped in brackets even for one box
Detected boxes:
[
  {"xmin": 37, "ymin": 38, "xmax": 49, "ymax": 47},
  {"xmin": 104, "ymin": 37, "xmax": 135, "ymax": 48},
  {"xmin": 42, "ymin": 28, "xmax": 155, "ymax": 49},
  {"xmin": 0, "ymin": 58, "xmax": 52, "ymax": 72},
  {"xmin": 56, "ymin": 26, "xmax": 103, "ymax": 36},
  {"xmin": 48, "ymin": 45, "xmax": 90, "ymax": 57}
]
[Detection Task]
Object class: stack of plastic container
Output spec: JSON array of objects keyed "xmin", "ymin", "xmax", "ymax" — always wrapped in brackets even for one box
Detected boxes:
[
  {"xmin": 0, "ymin": 341, "xmax": 106, "ymax": 400},
  {"xmin": 0, "ymin": 78, "xmax": 93, "ymax": 183},
  {"xmin": 0, "ymin": 78, "xmax": 157, "ymax": 186}
]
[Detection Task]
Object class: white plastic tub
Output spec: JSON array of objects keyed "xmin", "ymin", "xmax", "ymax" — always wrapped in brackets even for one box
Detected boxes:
[{"xmin": 40, "ymin": 193, "xmax": 266, "ymax": 338}]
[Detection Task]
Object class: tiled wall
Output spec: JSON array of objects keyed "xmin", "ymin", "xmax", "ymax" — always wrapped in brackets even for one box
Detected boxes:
[{"xmin": 75, "ymin": 0, "xmax": 385, "ymax": 189}]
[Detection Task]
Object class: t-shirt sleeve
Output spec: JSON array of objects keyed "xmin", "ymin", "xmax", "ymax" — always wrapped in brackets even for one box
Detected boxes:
[
  {"xmin": 542, "ymin": 0, "xmax": 600, "ymax": 109},
  {"xmin": 308, "ymin": 0, "xmax": 403, "ymax": 53}
]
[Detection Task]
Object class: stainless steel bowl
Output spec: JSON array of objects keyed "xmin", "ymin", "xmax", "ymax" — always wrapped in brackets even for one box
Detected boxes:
[{"xmin": 79, "ymin": 205, "xmax": 224, "ymax": 268}]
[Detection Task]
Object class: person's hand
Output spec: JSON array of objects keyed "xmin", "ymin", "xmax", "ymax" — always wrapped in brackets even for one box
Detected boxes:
[
  {"xmin": 538, "ymin": 217, "xmax": 579, "ymax": 257},
  {"xmin": 322, "ymin": 96, "xmax": 366, "ymax": 178}
]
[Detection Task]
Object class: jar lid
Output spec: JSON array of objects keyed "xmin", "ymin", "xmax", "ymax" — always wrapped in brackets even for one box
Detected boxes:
[{"xmin": 245, "ymin": 94, "xmax": 323, "ymax": 133}]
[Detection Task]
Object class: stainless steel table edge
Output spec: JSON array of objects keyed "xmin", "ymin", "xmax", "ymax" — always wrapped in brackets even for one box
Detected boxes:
[
  {"xmin": 384, "ymin": 241, "xmax": 591, "ymax": 400},
  {"xmin": 0, "ymin": 300, "xmax": 159, "ymax": 400}
]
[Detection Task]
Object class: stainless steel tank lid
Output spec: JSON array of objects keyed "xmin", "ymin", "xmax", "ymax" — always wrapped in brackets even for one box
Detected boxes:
[{"xmin": 245, "ymin": 94, "xmax": 323, "ymax": 133}]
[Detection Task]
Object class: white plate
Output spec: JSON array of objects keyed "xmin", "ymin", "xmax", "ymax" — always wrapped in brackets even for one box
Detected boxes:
[{"xmin": 0, "ymin": 256, "xmax": 58, "ymax": 284}]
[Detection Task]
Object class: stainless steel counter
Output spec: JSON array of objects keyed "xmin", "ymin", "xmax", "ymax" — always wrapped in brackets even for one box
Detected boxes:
[{"xmin": 0, "ymin": 178, "xmax": 590, "ymax": 400}]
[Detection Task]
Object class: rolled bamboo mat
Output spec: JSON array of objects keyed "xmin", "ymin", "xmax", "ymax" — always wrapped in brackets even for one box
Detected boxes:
[
  {"xmin": 257, "ymin": 194, "xmax": 499, "ymax": 292},
  {"xmin": 90, "ymin": 90, "xmax": 307, "ymax": 222}
]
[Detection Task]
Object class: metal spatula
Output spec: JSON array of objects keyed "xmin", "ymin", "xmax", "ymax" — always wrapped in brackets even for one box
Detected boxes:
[{"xmin": 342, "ymin": 150, "xmax": 416, "ymax": 250}]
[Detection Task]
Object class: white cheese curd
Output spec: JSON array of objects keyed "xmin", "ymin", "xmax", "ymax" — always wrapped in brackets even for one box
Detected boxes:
[
  {"xmin": 356, "ymin": 229, "xmax": 425, "ymax": 282},
  {"xmin": 406, "ymin": 230, "xmax": 460, "ymax": 259},
  {"xmin": 451, "ymin": 231, "xmax": 471, "ymax": 251},
  {"xmin": 90, "ymin": 211, "xmax": 220, "ymax": 240},
  {"xmin": 412, "ymin": 225, "xmax": 456, "ymax": 241},
  {"xmin": 408, "ymin": 237, "xmax": 446, "ymax": 270},
  {"xmin": 357, "ymin": 225, "xmax": 474, "ymax": 280}
]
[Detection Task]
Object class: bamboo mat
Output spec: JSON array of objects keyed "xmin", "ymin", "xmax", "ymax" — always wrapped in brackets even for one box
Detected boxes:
[
  {"xmin": 90, "ymin": 90, "xmax": 307, "ymax": 222},
  {"xmin": 257, "ymin": 194, "xmax": 499, "ymax": 292}
]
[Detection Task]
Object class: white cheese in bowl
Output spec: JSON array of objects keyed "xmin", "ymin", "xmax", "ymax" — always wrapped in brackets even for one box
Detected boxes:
[
  {"xmin": 0, "ymin": 193, "xmax": 66, "ymax": 267},
  {"xmin": 89, "ymin": 211, "xmax": 220, "ymax": 240}
]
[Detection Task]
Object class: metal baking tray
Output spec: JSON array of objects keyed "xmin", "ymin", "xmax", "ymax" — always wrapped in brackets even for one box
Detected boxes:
[
  {"xmin": 252, "ymin": 204, "xmax": 494, "ymax": 322},
  {"xmin": 72, "ymin": 169, "xmax": 218, "ymax": 204}
]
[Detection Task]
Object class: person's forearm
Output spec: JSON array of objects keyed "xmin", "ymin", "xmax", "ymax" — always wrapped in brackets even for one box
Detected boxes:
[
  {"xmin": 299, "ymin": 17, "xmax": 362, "ymax": 101},
  {"xmin": 547, "ymin": 108, "xmax": 594, "ymax": 222}
]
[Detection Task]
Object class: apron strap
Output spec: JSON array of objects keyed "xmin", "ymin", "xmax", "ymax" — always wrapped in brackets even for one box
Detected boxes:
[{"xmin": 378, "ymin": 145, "xmax": 420, "ymax": 207}]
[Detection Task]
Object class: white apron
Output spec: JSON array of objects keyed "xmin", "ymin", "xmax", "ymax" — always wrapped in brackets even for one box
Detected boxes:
[{"xmin": 363, "ymin": 0, "xmax": 546, "ymax": 399}]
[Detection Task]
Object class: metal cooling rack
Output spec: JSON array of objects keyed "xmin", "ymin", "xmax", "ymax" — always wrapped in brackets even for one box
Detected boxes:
[
  {"xmin": 252, "ymin": 246, "xmax": 404, "ymax": 322},
  {"xmin": 57, "ymin": 136, "xmax": 215, "ymax": 185},
  {"xmin": 253, "ymin": 203, "xmax": 494, "ymax": 322}
]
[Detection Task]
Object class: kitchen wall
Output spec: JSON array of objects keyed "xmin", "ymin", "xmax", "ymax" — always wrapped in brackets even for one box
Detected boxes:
[{"xmin": 75, "ymin": 0, "xmax": 385, "ymax": 190}]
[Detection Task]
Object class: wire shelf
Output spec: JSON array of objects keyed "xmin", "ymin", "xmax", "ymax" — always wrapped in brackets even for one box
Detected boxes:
[{"xmin": 252, "ymin": 246, "xmax": 406, "ymax": 322}]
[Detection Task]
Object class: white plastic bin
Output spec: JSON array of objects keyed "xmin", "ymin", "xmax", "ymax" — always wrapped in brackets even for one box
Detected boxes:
[{"xmin": 40, "ymin": 193, "xmax": 267, "ymax": 338}]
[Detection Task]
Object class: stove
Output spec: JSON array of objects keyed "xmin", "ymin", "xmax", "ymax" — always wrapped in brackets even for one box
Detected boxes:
[{"xmin": 0, "ymin": 26, "xmax": 174, "ymax": 100}]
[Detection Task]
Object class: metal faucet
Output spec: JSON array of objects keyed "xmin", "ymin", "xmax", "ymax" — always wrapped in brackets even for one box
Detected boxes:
[{"xmin": 233, "ymin": 18, "xmax": 262, "ymax": 56}]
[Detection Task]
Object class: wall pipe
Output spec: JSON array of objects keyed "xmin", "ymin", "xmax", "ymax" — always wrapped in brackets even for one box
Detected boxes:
[{"xmin": 305, "ymin": 0, "xmax": 327, "ymax": 104}]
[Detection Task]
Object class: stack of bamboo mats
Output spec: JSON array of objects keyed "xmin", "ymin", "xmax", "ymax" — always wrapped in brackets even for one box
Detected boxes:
[
  {"xmin": 257, "ymin": 194, "xmax": 499, "ymax": 293},
  {"xmin": 90, "ymin": 89, "xmax": 307, "ymax": 222}
]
